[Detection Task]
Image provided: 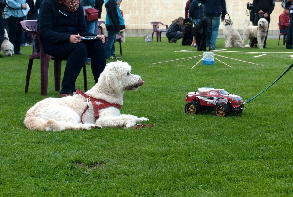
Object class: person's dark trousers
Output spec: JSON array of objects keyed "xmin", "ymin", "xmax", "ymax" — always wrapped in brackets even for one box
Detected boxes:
[
  {"xmin": 286, "ymin": 12, "xmax": 293, "ymax": 49},
  {"xmin": 0, "ymin": 11, "xmax": 4, "ymax": 45},
  {"xmin": 43, "ymin": 39, "xmax": 106, "ymax": 94},
  {"xmin": 253, "ymin": 15, "xmax": 270, "ymax": 48},
  {"xmin": 5, "ymin": 16, "xmax": 24, "ymax": 53}
]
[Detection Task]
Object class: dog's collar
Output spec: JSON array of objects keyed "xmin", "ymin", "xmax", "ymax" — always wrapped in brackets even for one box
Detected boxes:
[{"xmin": 76, "ymin": 89, "xmax": 121, "ymax": 123}]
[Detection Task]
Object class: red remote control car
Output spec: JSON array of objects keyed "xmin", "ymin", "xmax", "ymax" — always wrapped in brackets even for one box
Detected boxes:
[{"xmin": 185, "ymin": 87, "xmax": 244, "ymax": 117}]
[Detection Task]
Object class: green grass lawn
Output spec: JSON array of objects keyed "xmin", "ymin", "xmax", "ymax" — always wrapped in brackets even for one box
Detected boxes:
[{"xmin": 1, "ymin": 37, "xmax": 293, "ymax": 196}]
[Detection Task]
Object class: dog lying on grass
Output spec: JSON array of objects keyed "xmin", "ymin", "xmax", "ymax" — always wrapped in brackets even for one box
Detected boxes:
[
  {"xmin": 1, "ymin": 29, "xmax": 14, "ymax": 56},
  {"xmin": 24, "ymin": 61, "xmax": 149, "ymax": 131}
]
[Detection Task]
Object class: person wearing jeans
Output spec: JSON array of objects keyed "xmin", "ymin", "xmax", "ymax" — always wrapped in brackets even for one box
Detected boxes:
[
  {"xmin": 4, "ymin": 0, "xmax": 28, "ymax": 55},
  {"xmin": 105, "ymin": 0, "xmax": 125, "ymax": 59},
  {"xmin": 199, "ymin": 0, "xmax": 226, "ymax": 50},
  {"xmin": 205, "ymin": 16, "xmax": 221, "ymax": 50}
]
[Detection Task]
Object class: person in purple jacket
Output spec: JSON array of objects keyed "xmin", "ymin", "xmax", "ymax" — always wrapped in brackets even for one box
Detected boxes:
[{"xmin": 199, "ymin": 0, "xmax": 226, "ymax": 50}]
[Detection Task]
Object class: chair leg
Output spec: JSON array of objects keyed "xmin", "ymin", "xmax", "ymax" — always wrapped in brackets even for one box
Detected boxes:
[
  {"xmin": 83, "ymin": 64, "xmax": 88, "ymax": 91},
  {"xmin": 40, "ymin": 54, "xmax": 51, "ymax": 95},
  {"xmin": 156, "ymin": 32, "xmax": 159, "ymax": 42},
  {"xmin": 119, "ymin": 39, "xmax": 122, "ymax": 55},
  {"xmin": 151, "ymin": 32, "xmax": 154, "ymax": 42},
  {"xmin": 25, "ymin": 59, "xmax": 34, "ymax": 93},
  {"xmin": 278, "ymin": 34, "xmax": 281, "ymax": 45},
  {"xmin": 54, "ymin": 60, "xmax": 62, "ymax": 92}
]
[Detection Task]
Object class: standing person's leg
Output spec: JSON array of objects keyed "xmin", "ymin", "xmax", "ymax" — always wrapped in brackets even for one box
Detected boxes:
[
  {"xmin": 286, "ymin": 12, "xmax": 293, "ymax": 49},
  {"xmin": 251, "ymin": 14, "xmax": 260, "ymax": 48},
  {"xmin": 105, "ymin": 29, "xmax": 116, "ymax": 58},
  {"xmin": 210, "ymin": 16, "xmax": 220, "ymax": 50},
  {"xmin": 263, "ymin": 16, "xmax": 270, "ymax": 48},
  {"xmin": 0, "ymin": 13, "xmax": 4, "ymax": 47},
  {"xmin": 5, "ymin": 17, "xmax": 17, "ymax": 50},
  {"xmin": 14, "ymin": 17, "xmax": 24, "ymax": 54},
  {"xmin": 84, "ymin": 39, "xmax": 106, "ymax": 83},
  {"xmin": 205, "ymin": 16, "xmax": 212, "ymax": 49},
  {"xmin": 0, "ymin": 13, "xmax": 3, "ymax": 58}
]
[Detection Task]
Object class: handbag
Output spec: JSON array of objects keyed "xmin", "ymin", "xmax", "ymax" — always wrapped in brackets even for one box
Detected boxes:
[{"xmin": 85, "ymin": 8, "xmax": 99, "ymax": 21}]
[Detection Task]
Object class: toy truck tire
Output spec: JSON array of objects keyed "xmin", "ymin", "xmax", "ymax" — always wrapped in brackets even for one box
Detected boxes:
[
  {"xmin": 214, "ymin": 103, "xmax": 230, "ymax": 117},
  {"xmin": 185, "ymin": 102, "xmax": 200, "ymax": 114}
]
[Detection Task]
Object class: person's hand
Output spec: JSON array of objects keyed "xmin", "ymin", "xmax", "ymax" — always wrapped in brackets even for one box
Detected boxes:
[
  {"xmin": 22, "ymin": 4, "xmax": 27, "ymax": 9},
  {"xmin": 96, "ymin": 35, "xmax": 105, "ymax": 43},
  {"xmin": 70, "ymin": 35, "xmax": 82, "ymax": 43}
]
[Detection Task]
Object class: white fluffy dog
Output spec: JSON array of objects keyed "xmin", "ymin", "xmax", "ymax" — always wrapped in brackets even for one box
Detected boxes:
[
  {"xmin": 223, "ymin": 18, "xmax": 242, "ymax": 48},
  {"xmin": 242, "ymin": 18, "xmax": 268, "ymax": 49},
  {"xmin": 24, "ymin": 61, "xmax": 149, "ymax": 131},
  {"xmin": 1, "ymin": 29, "xmax": 14, "ymax": 56}
]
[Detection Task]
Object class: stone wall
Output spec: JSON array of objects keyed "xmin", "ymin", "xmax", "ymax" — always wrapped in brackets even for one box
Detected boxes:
[{"xmin": 99, "ymin": 0, "xmax": 284, "ymax": 37}]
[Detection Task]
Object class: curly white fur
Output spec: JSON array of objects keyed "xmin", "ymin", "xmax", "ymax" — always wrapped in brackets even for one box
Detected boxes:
[
  {"xmin": 242, "ymin": 18, "xmax": 268, "ymax": 49},
  {"xmin": 1, "ymin": 29, "xmax": 14, "ymax": 56},
  {"xmin": 223, "ymin": 19, "xmax": 243, "ymax": 48},
  {"xmin": 24, "ymin": 61, "xmax": 149, "ymax": 131}
]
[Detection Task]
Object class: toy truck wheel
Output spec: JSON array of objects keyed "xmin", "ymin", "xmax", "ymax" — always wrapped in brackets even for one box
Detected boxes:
[
  {"xmin": 214, "ymin": 103, "xmax": 230, "ymax": 117},
  {"xmin": 185, "ymin": 102, "xmax": 200, "ymax": 114}
]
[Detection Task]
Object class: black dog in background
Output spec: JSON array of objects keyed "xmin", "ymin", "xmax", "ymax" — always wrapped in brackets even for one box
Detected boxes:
[
  {"xmin": 192, "ymin": 18, "xmax": 208, "ymax": 51},
  {"xmin": 182, "ymin": 18, "xmax": 193, "ymax": 46}
]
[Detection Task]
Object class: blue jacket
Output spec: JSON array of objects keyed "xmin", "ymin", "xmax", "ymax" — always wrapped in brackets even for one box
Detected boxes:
[
  {"xmin": 200, "ymin": 0, "xmax": 226, "ymax": 17},
  {"xmin": 4, "ymin": 0, "xmax": 27, "ymax": 19},
  {"xmin": 80, "ymin": 0, "xmax": 95, "ymax": 7},
  {"xmin": 105, "ymin": 0, "xmax": 125, "ymax": 32},
  {"xmin": 189, "ymin": 0, "xmax": 204, "ymax": 20}
]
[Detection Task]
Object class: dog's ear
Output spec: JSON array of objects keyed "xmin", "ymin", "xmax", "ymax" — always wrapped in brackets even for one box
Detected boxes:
[{"xmin": 104, "ymin": 65, "xmax": 123, "ymax": 94}]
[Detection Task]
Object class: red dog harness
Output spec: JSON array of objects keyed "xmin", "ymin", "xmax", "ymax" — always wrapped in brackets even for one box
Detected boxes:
[{"xmin": 76, "ymin": 89, "xmax": 121, "ymax": 123}]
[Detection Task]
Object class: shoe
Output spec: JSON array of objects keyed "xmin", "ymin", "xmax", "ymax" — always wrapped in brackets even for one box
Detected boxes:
[
  {"xmin": 108, "ymin": 56, "xmax": 121, "ymax": 60},
  {"xmin": 15, "ymin": 51, "xmax": 25, "ymax": 55}
]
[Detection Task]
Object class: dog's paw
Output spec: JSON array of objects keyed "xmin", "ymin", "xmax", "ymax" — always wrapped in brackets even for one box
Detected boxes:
[
  {"xmin": 80, "ymin": 124, "xmax": 96, "ymax": 130},
  {"xmin": 137, "ymin": 117, "xmax": 149, "ymax": 122}
]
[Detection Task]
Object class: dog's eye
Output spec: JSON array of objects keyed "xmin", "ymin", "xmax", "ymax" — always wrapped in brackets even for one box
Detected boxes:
[{"xmin": 127, "ymin": 72, "xmax": 130, "ymax": 75}]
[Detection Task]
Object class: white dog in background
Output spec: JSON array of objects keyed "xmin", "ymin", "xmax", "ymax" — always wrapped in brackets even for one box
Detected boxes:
[
  {"xmin": 242, "ymin": 18, "xmax": 268, "ymax": 49},
  {"xmin": 24, "ymin": 61, "xmax": 149, "ymax": 131},
  {"xmin": 1, "ymin": 29, "xmax": 14, "ymax": 56},
  {"xmin": 223, "ymin": 18, "xmax": 242, "ymax": 48}
]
